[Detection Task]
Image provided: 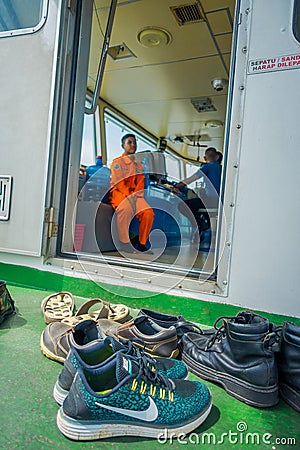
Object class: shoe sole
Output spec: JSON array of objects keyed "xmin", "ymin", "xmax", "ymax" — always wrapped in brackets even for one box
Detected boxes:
[
  {"xmin": 141, "ymin": 346, "xmax": 179, "ymax": 359},
  {"xmin": 56, "ymin": 398, "xmax": 212, "ymax": 440},
  {"xmin": 53, "ymin": 381, "xmax": 69, "ymax": 405},
  {"xmin": 279, "ymin": 383, "xmax": 300, "ymax": 413},
  {"xmin": 182, "ymin": 352, "xmax": 278, "ymax": 408},
  {"xmin": 142, "ymin": 346, "xmax": 179, "ymax": 359},
  {"xmin": 39, "ymin": 332, "xmax": 66, "ymax": 364}
]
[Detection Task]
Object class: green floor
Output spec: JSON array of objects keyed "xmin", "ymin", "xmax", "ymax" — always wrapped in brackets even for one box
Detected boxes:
[{"xmin": 0, "ymin": 282, "xmax": 299, "ymax": 449}]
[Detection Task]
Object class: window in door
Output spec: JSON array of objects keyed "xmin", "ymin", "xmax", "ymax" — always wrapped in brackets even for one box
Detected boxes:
[{"xmin": 0, "ymin": 0, "xmax": 48, "ymax": 37}]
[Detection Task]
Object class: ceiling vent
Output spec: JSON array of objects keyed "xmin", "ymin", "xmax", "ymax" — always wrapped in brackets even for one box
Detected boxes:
[
  {"xmin": 170, "ymin": 3, "xmax": 205, "ymax": 26},
  {"xmin": 191, "ymin": 97, "xmax": 216, "ymax": 113}
]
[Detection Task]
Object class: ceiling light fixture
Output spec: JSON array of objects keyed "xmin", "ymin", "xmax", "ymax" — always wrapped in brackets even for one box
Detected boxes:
[
  {"xmin": 137, "ymin": 27, "xmax": 172, "ymax": 48},
  {"xmin": 205, "ymin": 120, "xmax": 223, "ymax": 128}
]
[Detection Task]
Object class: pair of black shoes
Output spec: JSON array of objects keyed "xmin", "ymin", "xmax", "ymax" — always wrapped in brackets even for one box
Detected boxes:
[
  {"xmin": 139, "ymin": 308, "xmax": 300, "ymax": 412},
  {"xmin": 130, "ymin": 235, "xmax": 153, "ymax": 254},
  {"xmin": 119, "ymin": 239, "xmax": 153, "ymax": 254},
  {"xmin": 180, "ymin": 311, "xmax": 300, "ymax": 411}
]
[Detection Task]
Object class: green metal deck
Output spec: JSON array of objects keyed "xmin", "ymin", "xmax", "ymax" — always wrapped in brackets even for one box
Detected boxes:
[{"xmin": 0, "ymin": 263, "xmax": 299, "ymax": 449}]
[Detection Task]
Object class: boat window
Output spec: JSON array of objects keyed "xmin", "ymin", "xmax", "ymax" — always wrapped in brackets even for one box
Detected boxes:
[
  {"xmin": 293, "ymin": 0, "xmax": 300, "ymax": 42},
  {"xmin": 81, "ymin": 109, "xmax": 100, "ymax": 167},
  {"xmin": 165, "ymin": 153, "xmax": 181, "ymax": 182},
  {"xmin": 104, "ymin": 110, "xmax": 156, "ymax": 167},
  {"xmin": 185, "ymin": 162, "xmax": 202, "ymax": 189},
  {"xmin": 0, "ymin": 0, "xmax": 48, "ymax": 38}
]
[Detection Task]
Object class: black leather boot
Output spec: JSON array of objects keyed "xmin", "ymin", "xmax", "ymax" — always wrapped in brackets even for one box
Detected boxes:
[
  {"xmin": 181, "ymin": 311, "xmax": 279, "ymax": 407},
  {"xmin": 277, "ymin": 321, "xmax": 300, "ymax": 413},
  {"xmin": 0, "ymin": 280, "xmax": 15, "ymax": 325}
]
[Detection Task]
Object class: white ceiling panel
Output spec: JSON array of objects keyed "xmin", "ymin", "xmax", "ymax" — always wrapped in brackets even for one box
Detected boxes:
[{"xmin": 88, "ymin": 0, "xmax": 236, "ymax": 155}]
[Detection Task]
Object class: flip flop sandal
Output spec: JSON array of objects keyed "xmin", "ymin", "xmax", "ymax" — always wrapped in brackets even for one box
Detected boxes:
[
  {"xmin": 61, "ymin": 298, "xmax": 129, "ymax": 326},
  {"xmin": 41, "ymin": 292, "xmax": 75, "ymax": 324}
]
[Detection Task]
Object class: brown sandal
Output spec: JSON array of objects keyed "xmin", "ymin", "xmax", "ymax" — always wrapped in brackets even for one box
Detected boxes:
[{"xmin": 61, "ymin": 298, "xmax": 129, "ymax": 326}]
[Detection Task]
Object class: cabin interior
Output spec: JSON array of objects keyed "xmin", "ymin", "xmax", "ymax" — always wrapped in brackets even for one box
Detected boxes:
[{"xmin": 63, "ymin": 0, "xmax": 237, "ymax": 280}]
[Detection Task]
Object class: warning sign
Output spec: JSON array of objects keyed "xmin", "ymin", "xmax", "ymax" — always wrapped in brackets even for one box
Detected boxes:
[{"xmin": 248, "ymin": 54, "xmax": 300, "ymax": 74}]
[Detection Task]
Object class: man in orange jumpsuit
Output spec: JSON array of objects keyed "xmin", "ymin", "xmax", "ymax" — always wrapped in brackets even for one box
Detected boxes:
[{"xmin": 110, "ymin": 133, "xmax": 154, "ymax": 253}]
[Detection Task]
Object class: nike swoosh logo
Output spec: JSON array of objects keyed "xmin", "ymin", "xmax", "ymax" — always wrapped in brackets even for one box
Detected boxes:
[{"xmin": 95, "ymin": 396, "xmax": 158, "ymax": 422}]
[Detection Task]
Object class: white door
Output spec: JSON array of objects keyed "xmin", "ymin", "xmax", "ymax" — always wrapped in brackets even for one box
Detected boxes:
[{"xmin": 0, "ymin": 0, "xmax": 63, "ymax": 256}]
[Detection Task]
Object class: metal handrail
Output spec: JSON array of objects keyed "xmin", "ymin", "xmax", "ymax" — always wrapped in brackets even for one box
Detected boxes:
[{"xmin": 84, "ymin": 0, "xmax": 117, "ymax": 114}]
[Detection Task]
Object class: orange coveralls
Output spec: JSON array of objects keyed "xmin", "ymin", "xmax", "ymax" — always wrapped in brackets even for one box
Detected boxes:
[{"xmin": 110, "ymin": 153, "xmax": 154, "ymax": 245}]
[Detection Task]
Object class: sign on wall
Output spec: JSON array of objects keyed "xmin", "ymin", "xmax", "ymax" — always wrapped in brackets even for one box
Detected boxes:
[{"xmin": 248, "ymin": 54, "xmax": 300, "ymax": 74}]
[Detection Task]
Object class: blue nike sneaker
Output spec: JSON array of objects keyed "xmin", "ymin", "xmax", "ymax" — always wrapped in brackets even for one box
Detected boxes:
[
  {"xmin": 56, "ymin": 352, "xmax": 212, "ymax": 440},
  {"xmin": 53, "ymin": 320, "xmax": 188, "ymax": 406}
]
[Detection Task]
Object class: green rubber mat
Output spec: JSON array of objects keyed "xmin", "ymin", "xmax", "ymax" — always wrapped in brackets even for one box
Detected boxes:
[{"xmin": 0, "ymin": 285, "xmax": 299, "ymax": 449}]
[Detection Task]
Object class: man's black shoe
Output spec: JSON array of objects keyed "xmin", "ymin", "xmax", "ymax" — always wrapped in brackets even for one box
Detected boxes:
[
  {"xmin": 136, "ymin": 243, "xmax": 153, "ymax": 254},
  {"xmin": 138, "ymin": 308, "xmax": 214, "ymax": 339},
  {"xmin": 277, "ymin": 321, "xmax": 300, "ymax": 413},
  {"xmin": 181, "ymin": 311, "xmax": 279, "ymax": 407},
  {"xmin": 130, "ymin": 235, "xmax": 139, "ymax": 248}
]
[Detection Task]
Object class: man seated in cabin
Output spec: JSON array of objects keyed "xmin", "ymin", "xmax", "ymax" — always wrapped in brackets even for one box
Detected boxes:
[
  {"xmin": 174, "ymin": 147, "xmax": 222, "ymax": 235},
  {"xmin": 110, "ymin": 133, "xmax": 154, "ymax": 254},
  {"xmin": 216, "ymin": 151, "xmax": 223, "ymax": 164}
]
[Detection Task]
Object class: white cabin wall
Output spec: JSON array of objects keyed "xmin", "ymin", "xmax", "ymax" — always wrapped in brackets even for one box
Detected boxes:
[
  {"xmin": 0, "ymin": 0, "xmax": 61, "ymax": 256},
  {"xmin": 225, "ymin": 0, "xmax": 300, "ymax": 316}
]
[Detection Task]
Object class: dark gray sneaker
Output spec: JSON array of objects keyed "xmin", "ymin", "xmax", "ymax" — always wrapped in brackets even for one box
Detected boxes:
[
  {"xmin": 54, "ymin": 333, "xmax": 188, "ymax": 405},
  {"xmin": 106, "ymin": 316, "xmax": 179, "ymax": 358},
  {"xmin": 138, "ymin": 308, "xmax": 214, "ymax": 339},
  {"xmin": 40, "ymin": 319, "xmax": 105, "ymax": 363}
]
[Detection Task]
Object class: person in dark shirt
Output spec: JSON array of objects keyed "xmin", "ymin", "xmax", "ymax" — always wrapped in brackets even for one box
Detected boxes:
[
  {"xmin": 175, "ymin": 147, "xmax": 222, "ymax": 234},
  {"xmin": 216, "ymin": 151, "xmax": 223, "ymax": 164}
]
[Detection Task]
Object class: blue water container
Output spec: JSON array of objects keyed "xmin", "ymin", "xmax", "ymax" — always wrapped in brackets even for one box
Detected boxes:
[
  {"xmin": 85, "ymin": 156, "xmax": 111, "ymax": 203},
  {"xmin": 86, "ymin": 155, "xmax": 103, "ymax": 180}
]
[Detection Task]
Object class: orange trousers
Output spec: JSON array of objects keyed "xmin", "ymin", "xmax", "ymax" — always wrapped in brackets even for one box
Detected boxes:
[{"xmin": 114, "ymin": 196, "xmax": 154, "ymax": 245}]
